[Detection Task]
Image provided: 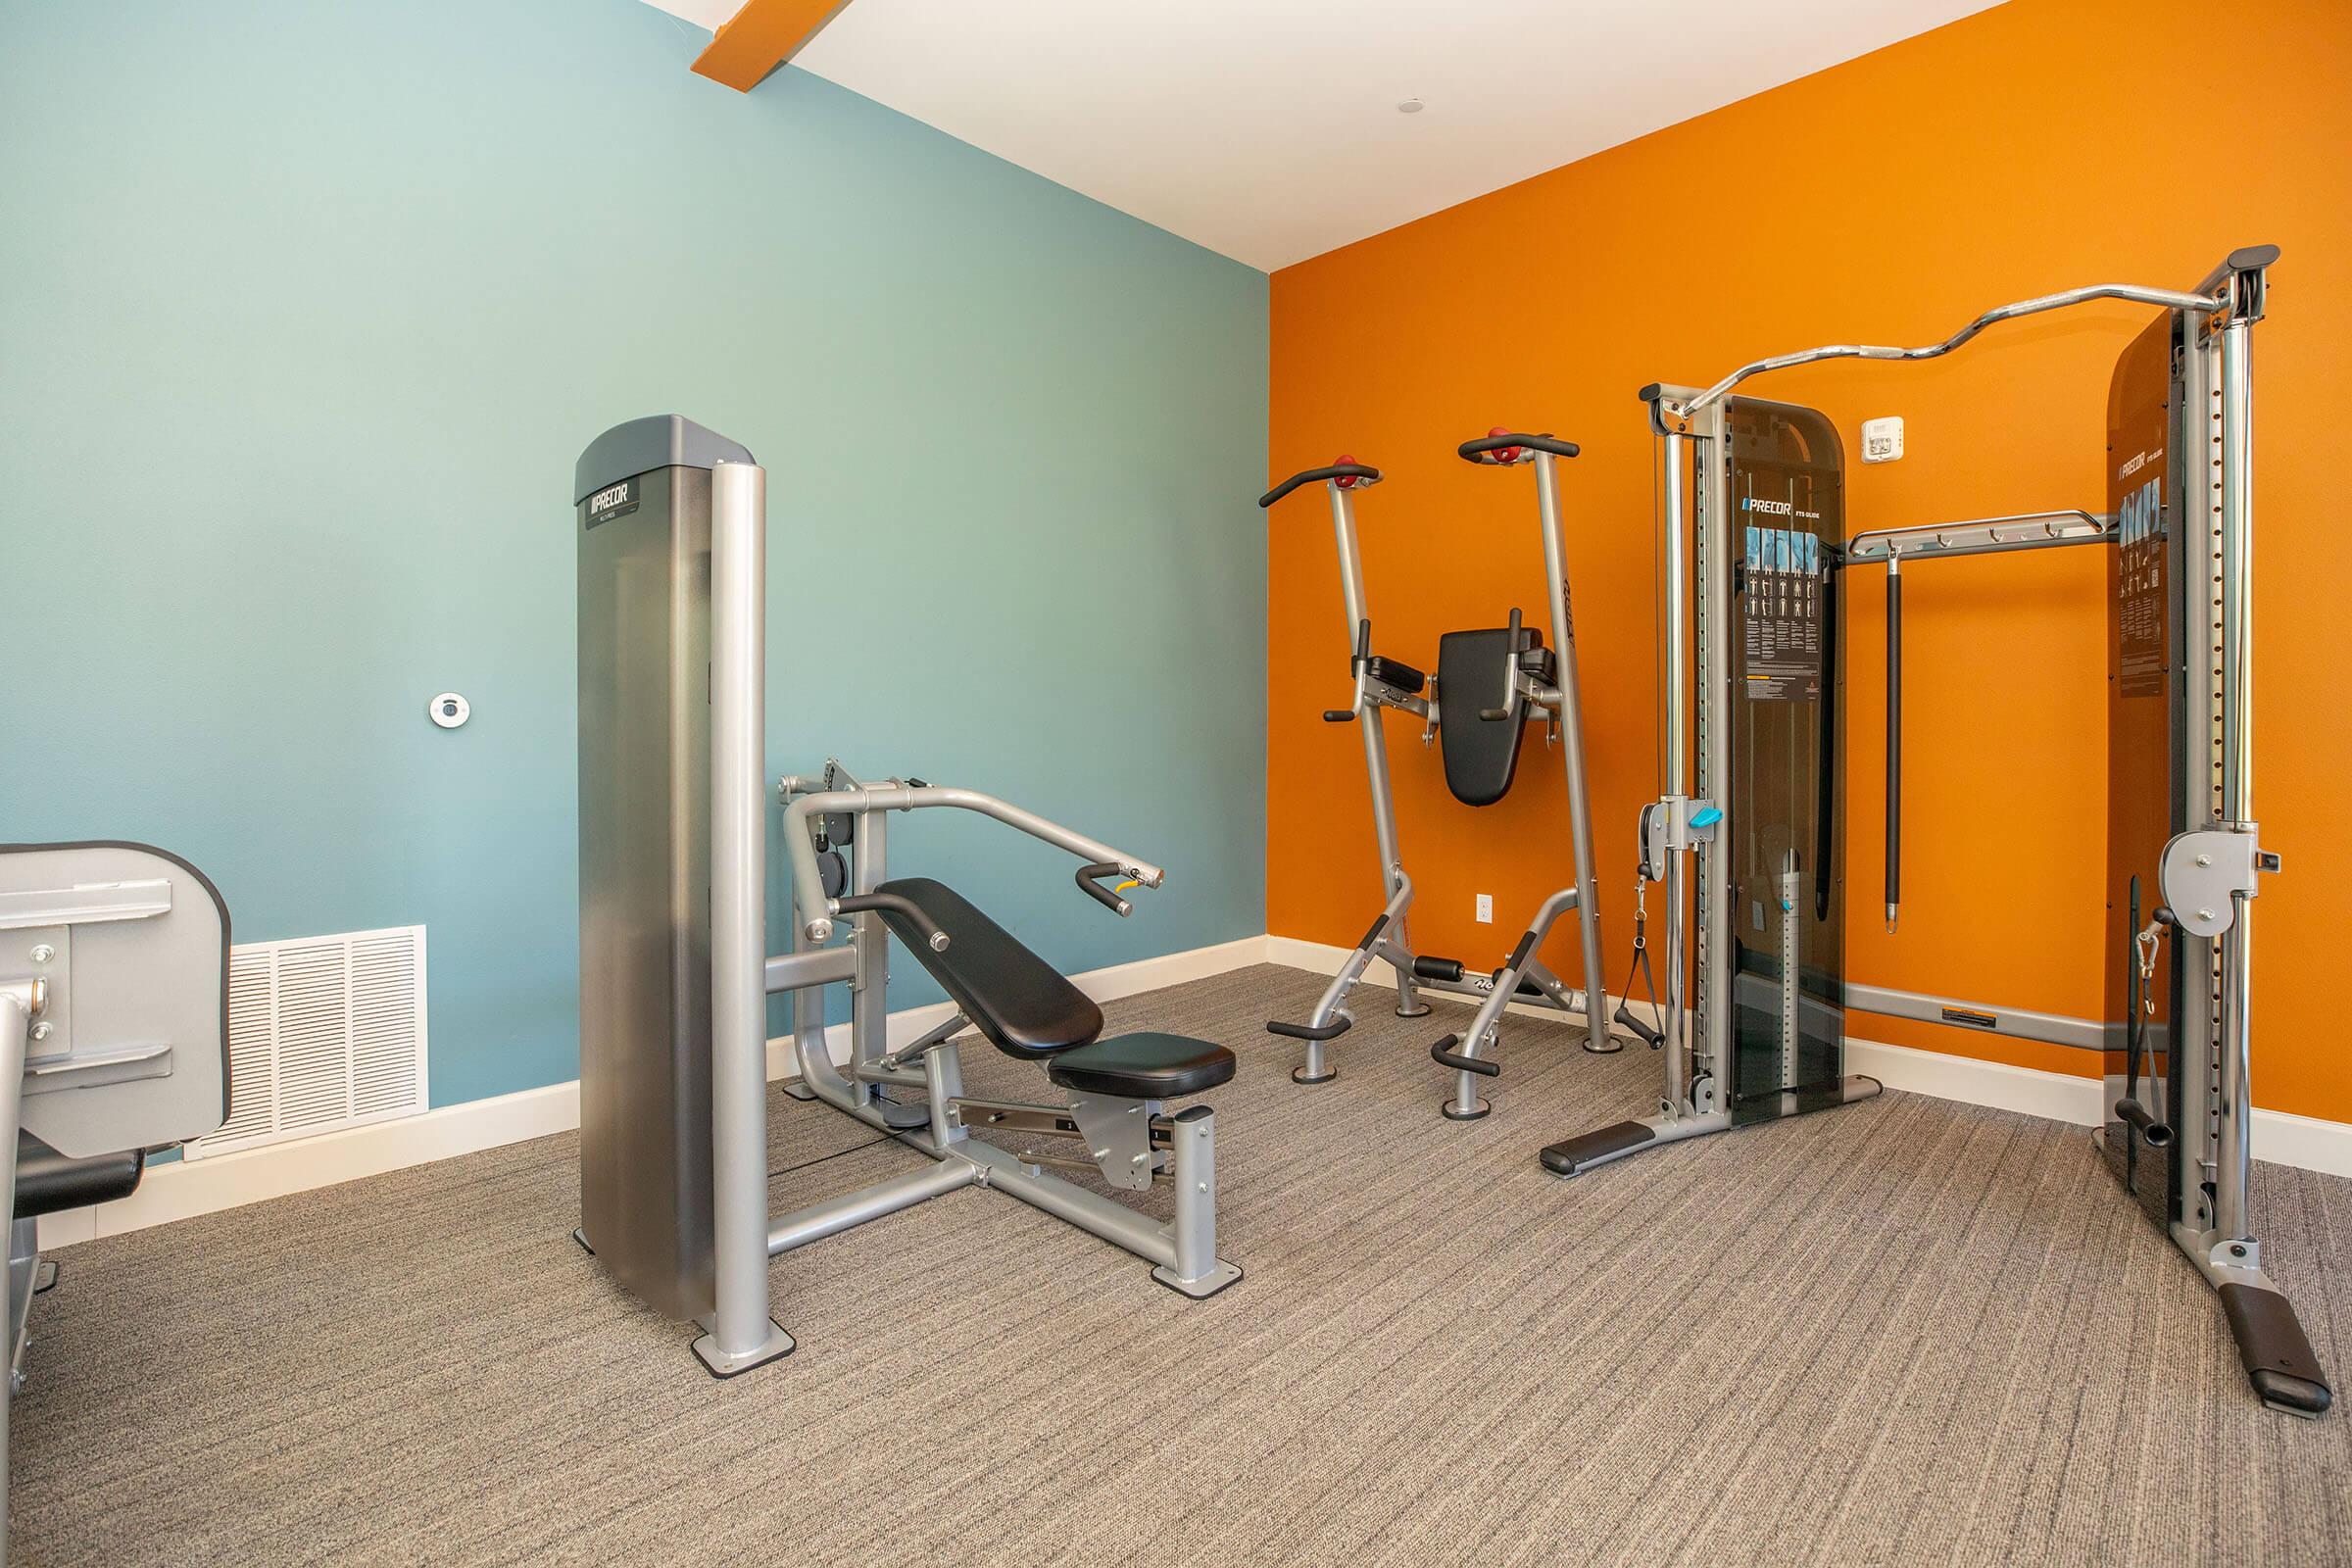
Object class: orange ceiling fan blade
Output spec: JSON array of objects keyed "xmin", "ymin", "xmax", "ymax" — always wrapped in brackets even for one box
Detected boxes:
[{"xmin": 692, "ymin": 0, "xmax": 858, "ymax": 92}]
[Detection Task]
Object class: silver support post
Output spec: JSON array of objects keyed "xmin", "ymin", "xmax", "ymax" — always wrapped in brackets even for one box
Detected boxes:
[
  {"xmin": 2214, "ymin": 315, "xmax": 2255, "ymax": 1243},
  {"xmin": 1331, "ymin": 484, "xmax": 1412, "ymax": 910},
  {"xmin": 1659, "ymin": 431, "xmax": 1690, "ymax": 800},
  {"xmin": 1533, "ymin": 453, "xmax": 1609, "ymax": 1054},
  {"xmin": 691, "ymin": 459, "xmax": 794, "ymax": 1379},
  {"xmin": 1153, "ymin": 1105, "xmax": 1240, "ymax": 1298},
  {"xmin": 1327, "ymin": 480, "xmax": 1372, "ymax": 643},
  {"xmin": 1322, "ymin": 476, "xmax": 1421, "ymax": 1026},
  {"xmin": 1656, "ymin": 429, "xmax": 1694, "ymax": 1110},
  {"xmin": 850, "ymin": 809, "xmax": 888, "ymax": 1074},
  {"xmin": 1693, "ymin": 408, "xmax": 1733, "ymax": 1113}
]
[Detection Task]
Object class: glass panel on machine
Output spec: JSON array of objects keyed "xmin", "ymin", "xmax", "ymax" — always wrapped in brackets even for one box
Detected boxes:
[
  {"xmin": 2102, "ymin": 314, "xmax": 2184, "ymax": 1225},
  {"xmin": 1724, "ymin": 398, "xmax": 1844, "ymax": 1124}
]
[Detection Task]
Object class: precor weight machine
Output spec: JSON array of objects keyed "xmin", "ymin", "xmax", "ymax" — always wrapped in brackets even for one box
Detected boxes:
[
  {"xmin": 573, "ymin": 416, "xmax": 1240, "ymax": 1380},
  {"xmin": 1259, "ymin": 444, "xmax": 1612, "ymax": 1118},
  {"xmin": 1542, "ymin": 248, "xmax": 2328, "ymax": 1416},
  {"xmin": 0, "ymin": 842, "xmax": 232, "ymax": 1557}
]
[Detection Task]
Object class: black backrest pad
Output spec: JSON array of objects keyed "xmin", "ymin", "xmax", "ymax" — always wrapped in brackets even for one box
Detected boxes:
[
  {"xmin": 873, "ymin": 878, "xmax": 1104, "ymax": 1057},
  {"xmin": 1438, "ymin": 627, "xmax": 1534, "ymax": 807}
]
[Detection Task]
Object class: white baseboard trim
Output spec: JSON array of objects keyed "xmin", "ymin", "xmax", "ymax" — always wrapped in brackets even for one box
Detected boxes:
[
  {"xmin": 2245, "ymin": 1106, "xmax": 2352, "ymax": 1180},
  {"xmin": 1265, "ymin": 937, "xmax": 2352, "ymax": 1179},
  {"xmin": 39, "ymin": 1080, "xmax": 582, "ymax": 1250},
  {"xmin": 1844, "ymin": 1037, "xmax": 2352, "ymax": 1179},
  {"xmin": 39, "ymin": 934, "xmax": 1272, "ymax": 1250},
  {"xmin": 1843, "ymin": 1036, "xmax": 2104, "ymax": 1125}
]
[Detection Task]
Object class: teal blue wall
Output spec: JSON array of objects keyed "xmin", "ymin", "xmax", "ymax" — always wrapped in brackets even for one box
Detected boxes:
[{"xmin": 0, "ymin": 1, "xmax": 1269, "ymax": 1108}]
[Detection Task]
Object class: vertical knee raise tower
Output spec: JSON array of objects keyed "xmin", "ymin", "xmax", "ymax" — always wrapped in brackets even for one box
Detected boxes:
[{"xmin": 1258, "ymin": 447, "xmax": 1612, "ymax": 1114}]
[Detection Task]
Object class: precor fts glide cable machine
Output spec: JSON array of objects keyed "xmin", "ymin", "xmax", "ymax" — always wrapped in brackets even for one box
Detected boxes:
[{"xmin": 1542, "ymin": 248, "xmax": 2328, "ymax": 1416}]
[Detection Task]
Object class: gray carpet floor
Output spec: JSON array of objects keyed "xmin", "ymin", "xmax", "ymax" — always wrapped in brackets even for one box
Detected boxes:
[{"xmin": 12, "ymin": 962, "xmax": 2349, "ymax": 1566}]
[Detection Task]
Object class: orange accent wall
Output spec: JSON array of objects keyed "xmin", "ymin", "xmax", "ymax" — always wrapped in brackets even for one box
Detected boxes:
[{"xmin": 1266, "ymin": 0, "xmax": 2352, "ymax": 1118}]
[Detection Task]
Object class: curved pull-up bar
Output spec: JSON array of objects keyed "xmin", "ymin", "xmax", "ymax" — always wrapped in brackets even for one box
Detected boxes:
[{"xmin": 1665, "ymin": 282, "xmax": 2226, "ymax": 417}]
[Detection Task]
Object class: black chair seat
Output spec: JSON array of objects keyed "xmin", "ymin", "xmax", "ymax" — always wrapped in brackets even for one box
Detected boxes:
[
  {"xmin": 1047, "ymin": 1033, "xmax": 1236, "ymax": 1100},
  {"xmin": 15, "ymin": 1131, "xmax": 144, "ymax": 1219},
  {"xmin": 874, "ymin": 877, "xmax": 1103, "ymax": 1058},
  {"xmin": 1364, "ymin": 655, "xmax": 1425, "ymax": 696}
]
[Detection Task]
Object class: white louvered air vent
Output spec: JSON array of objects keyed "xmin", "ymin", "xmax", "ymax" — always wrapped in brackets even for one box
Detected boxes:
[{"xmin": 185, "ymin": 925, "xmax": 429, "ymax": 1159}]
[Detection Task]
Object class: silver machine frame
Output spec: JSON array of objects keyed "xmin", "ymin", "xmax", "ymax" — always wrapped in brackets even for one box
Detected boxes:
[
  {"xmin": 572, "ymin": 419, "xmax": 1237, "ymax": 1382},
  {"xmin": 1541, "ymin": 249, "xmax": 2328, "ymax": 1416},
  {"xmin": 1260, "ymin": 450, "xmax": 1610, "ymax": 1116}
]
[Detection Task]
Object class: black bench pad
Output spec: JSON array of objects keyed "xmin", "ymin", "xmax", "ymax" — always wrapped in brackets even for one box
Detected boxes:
[
  {"xmin": 1438, "ymin": 626, "xmax": 1544, "ymax": 807},
  {"xmin": 874, "ymin": 877, "xmax": 1103, "ymax": 1058},
  {"xmin": 1048, "ymin": 1033, "xmax": 1236, "ymax": 1100},
  {"xmin": 16, "ymin": 1131, "xmax": 144, "ymax": 1219}
]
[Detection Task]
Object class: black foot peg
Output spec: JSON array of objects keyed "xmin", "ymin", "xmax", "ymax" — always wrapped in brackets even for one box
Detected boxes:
[
  {"xmin": 1429, "ymin": 1034, "xmax": 1500, "ymax": 1077},
  {"xmin": 1269, "ymin": 1015, "xmax": 1350, "ymax": 1042}
]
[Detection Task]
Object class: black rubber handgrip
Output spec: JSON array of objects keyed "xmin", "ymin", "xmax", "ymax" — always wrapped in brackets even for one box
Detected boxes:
[
  {"xmin": 1260, "ymin": 463, "xmax": 1381, "ymax": 508},
  {"xmin": 1323, "ymin": 710, "xmax": 1357, "ymax": 723},
  {"xmin": 2114, "ymin": 1097, "xmax": 2172, "ymax": 1147},
  {"xmin": 1429, "ymin": 1034, "xmax": 1501, "ymax": 1077},
  {"xmin": 1458, "ymin": 431, "xmax": 1581, "ymax": 463},
  {"xmin": 1075, "ymin": 862, "xmax": 1133, "ymax": 917},
  {"xmin": 1268, "ymin": 1015, "xmax": 1350, "ymax": 1042},
  {"xmin": 834, "ymin": 892, "xmax": 950, "ymax": 952},
  {"xmin": 1613, "ymin": 1003, "xmax": 1666, "ymax": 1050}
]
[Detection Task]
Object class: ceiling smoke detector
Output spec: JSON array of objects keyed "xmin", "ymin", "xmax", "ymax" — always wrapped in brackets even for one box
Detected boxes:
[{"xmin": 1397, "ymin": 99, "xmax": 1425, "ymax": 115}]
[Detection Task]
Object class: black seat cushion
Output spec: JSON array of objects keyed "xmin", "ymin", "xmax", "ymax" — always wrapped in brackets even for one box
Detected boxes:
[
  {"xmin": 16, "ymin": 1131, "xmax": 144, "ymax": 1219},
  {"xmin": 874, "ymin": 877, "xmax": 1102, "ymax": 1057},
  {"xmin": 1363, "ymin": 654, "xmax": 1425, "ymax": 696},
  {"xmin": 1437, "ymin": 626, "xmax": 1538, "ymax": 807},
  {"xmin": 1047, "ymin": 1033, "xmax": 1236, "ymax": 1100}
]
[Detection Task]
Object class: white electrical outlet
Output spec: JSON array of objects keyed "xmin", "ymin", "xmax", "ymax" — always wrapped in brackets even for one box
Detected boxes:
[
  {"xmin": 1861, "ymin": 416, "xmax": 1904, "ymax": 464},
  {"xmin": 1475, "ymin": 894, "xmax": 1493, "ymax": 923}
]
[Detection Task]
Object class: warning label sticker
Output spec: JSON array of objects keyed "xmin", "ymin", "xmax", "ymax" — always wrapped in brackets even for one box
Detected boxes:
[{"xmin": 1742, "ymin": 517, "xmax": 1825, "ymax": 702}]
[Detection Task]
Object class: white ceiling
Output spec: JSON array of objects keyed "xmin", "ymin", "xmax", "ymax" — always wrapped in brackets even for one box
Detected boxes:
[{"xmin": 646, "ymin": 0, "xmax": 2005, "ymax": 270}]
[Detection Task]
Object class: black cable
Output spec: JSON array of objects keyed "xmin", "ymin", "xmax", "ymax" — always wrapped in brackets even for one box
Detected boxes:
[
  {"xmin": 764, "ymin": 1133, "xmax": 901, "ymax": 1183},
  {"xmin": 765, "ymin": 1094, "xmax": 926, "ymax": 1181}
]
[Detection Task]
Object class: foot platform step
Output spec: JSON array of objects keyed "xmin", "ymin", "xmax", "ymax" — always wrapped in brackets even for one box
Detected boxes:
[
  {"xmin": 2221, "ymin": 1283, "xmax": 2333, "ymax": 1416},
  {"xmin": 1540, "ymin": 1120, "xmax": 1654, "ymax": 1176}
]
